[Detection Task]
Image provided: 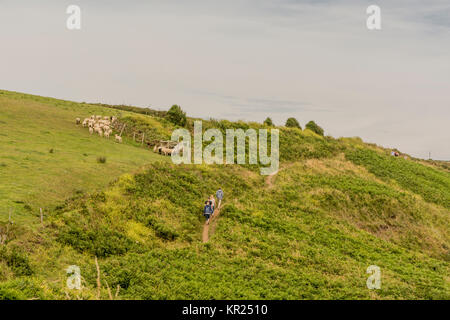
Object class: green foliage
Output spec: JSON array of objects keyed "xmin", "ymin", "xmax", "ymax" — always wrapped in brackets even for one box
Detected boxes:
[
  {"xmin": 118, "ymin": 114, "xmax": 174, "ymax": 143},
  {"xmin": 58, "ymin": 224, "xmax": 135, "ymax": 258},
  {"xmin": 305, "ymin": 120, "xmax": 324, "ymax": 136},
  {"xmin": 0, "ymin": 286, "xmax": 25, "ymax": 300},
  {"xmin": 345, "ymin": 147, "xmax": 450, "ymax": 208},
  {"xmin": 263, "ymin": 117, "xmax": 273, "ymax": 126},
  {"xmin": 147, "ymin": 216, "xmax": 179, "ymax": 241},
  {"xmin": 0, "ymin": 277, "xmax": 59, "ymax": 300},
  {"xmin": 0, "ymin": 246, "xmax": 33, "ymax": 276},
  {"xmin": 279, "ymin": 128, "xmax": 342, "ymax": 161},
  {"xmin": 166, "ymin": 105, "xmax": 187, "ymax": 127},
  {"xmin": 285, "ymin": 117, "xmax": 301, "ymax": 129}
]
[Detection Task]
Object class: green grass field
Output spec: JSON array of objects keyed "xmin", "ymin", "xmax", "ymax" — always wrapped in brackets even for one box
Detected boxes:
[
  {"xmin": 0, "ymin": 90, "xmax": 448, "ymax": 300},
  {"xmin": 0, "ymin": 90, "xmax": 168, "ymax": 226}
]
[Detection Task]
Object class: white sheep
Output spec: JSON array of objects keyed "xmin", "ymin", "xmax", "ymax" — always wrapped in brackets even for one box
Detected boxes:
[
  {"xmin": 83, "ymin": 116, "xmax": 117, "ymax": 140},
  {"xmin": 76, "ymin": 118, "xmax": 81, "ymax": 125}
]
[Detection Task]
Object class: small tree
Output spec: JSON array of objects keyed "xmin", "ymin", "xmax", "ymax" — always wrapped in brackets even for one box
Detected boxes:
[
  {"xmin": 263, "ymin": 117, "xmax": 273, "ymax": 126},
  {"xmin": 305, "ymin": 120, "xmax": 324, "ymax": 136},
  {"xmin": 285, "ymin": 117, "xmax": 301, "ymax": 129},
  {"xmin": 166, "ymin": 105, "xmax": 187, "ymax": 127}
]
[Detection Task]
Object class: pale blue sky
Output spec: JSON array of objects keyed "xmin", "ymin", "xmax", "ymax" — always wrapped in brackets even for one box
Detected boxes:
[{"xmin": 1, "ymin": 0, "xmax": 449, "ymax": 159}]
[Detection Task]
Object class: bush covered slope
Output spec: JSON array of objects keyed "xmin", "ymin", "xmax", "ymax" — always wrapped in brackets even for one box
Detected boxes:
[{"xmin": 0, "ymin": 90, "xmax": 449, "ymax": 299}]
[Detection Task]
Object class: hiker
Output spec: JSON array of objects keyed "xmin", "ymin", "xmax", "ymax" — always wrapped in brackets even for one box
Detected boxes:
[
  {"xmin": 209, "ymin": 195, "xmax": 216, "ymax": 215},
  {"xmin": 203, "ymin": 201, "xmax": 213, "ymax": 225},
  {"xmin": 216, "ymin": 188, "xmax": 224, "ymax": 209}
]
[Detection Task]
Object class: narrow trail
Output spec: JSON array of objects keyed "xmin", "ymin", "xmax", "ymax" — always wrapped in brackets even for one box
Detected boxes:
[
  {"xmin": 265, "ymin": 164, "xmax": 295, "ymax": 188},
  {"xmin": 202, "ymin": 165, "xmax": 290, "ymax": 243},
  {"xmin": 265, "ymin": 169, "xmax": 279, "ymax": 188},
  {"xmin": 202, "ymin": 166, "xmax": 286, "ymax": 242},
  {"xmin": 202, "ymin": 204, "xmax": 221, "ymax": 243}
]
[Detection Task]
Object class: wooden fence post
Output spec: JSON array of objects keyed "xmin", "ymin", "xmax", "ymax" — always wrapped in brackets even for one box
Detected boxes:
[
  {"xmin": 141, "ymin": 133, "xmax": 145, "ymax": 146},
  {"xmin": 40, "ymin": 208, "xmax": 43, "ymax": 224},
  {"xmin": 9, "ymin": 208, "xmax": 12, "ymax": 223},
  {"xmin": 95, "ymin": 256, "xmax": 101, "ymax": 300},
  {"xmin": 119, "ymin": 124, "xmax": 126, "ymax": 137},
  {"xmin": 133, "ymin": 132, "xmax": 136, "ymax": 142}
]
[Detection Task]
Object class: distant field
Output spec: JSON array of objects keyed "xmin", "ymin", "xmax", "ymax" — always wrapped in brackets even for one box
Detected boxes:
[{"xmin": 0, "ymin": 90, "xmax": 168, "ymax": 226}]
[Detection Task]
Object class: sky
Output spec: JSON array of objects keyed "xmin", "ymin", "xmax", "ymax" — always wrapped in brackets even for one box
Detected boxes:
[{"xmin": 1, "ymin": 0, "xmax": 449, "ymax": 159}]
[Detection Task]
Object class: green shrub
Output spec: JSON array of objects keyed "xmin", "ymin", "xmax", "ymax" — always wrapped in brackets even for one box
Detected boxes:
[
  {"xmin": 285, "ymin": 117, "xmax": 301, "ymax": 129},
  {"xmin": 0, "ymin": 286, "xmax": 25, "ymax": 300},
  {"xmin": 147, "ymin": 216, "xmax": 179, "ymax": 241},
  {"xmin": 58, "ymin": 226, "xmax": 135, "ymax": 258},
  {"xmin": 0, "ymin": 247, "xmax": 33, "ymax": 276},
  {"xmin": 263, "ymin": 117, "xmax": 273, "ymax": 126},
  {"xmin": 305, "ymin": 120, "xmax": 324, "ymax": 136},
  {"xmin": 166, "ymin": 105, "xmax": 187, "ymax": 127},
  {"xmin": 0, "ymin": 278, "xmax": 51, "ymax": 300}
]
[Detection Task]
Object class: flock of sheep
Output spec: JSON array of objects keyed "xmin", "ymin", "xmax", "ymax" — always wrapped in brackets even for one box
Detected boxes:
[
  {"xmin": 76, "ymin": 115, "xmax": 122, "ymax": 143},
  {"xmin": 154, "ymin": 142, "xmax": 185, "ymax": 156},
  {"xmin": 75, "ymin": 116, "xmax": 187, "ymax": 156}
]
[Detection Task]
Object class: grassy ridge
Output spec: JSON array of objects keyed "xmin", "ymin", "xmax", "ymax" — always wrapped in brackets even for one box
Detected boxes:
[{"xmin": 345, "ymin": 147, "xmax": 450, "ymax": 208}]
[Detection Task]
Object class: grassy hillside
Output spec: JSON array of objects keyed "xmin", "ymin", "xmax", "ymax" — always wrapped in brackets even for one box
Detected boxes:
[
  {"xmin": 0, "ymin": 90, "xmax": 449, "ymax": 300},
  {"xmin": 0, "ymin": 90, "xmax": 169, "ymax": 226}
]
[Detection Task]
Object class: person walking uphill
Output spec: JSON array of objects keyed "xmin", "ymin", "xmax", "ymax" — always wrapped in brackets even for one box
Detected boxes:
[
  {"xmin": 209, "ymin": 195, "xmax": 216, "ymax": 216},
  {"xmin": 216, "ymin": 188, "xmax": 224, "ymax": 209},
  {"xmin": 203, "ymin": 201, "xmax": 214, "ymax": 225}
]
